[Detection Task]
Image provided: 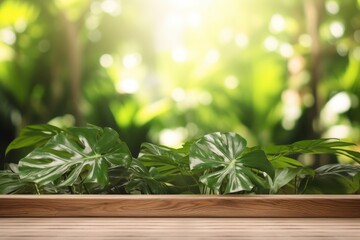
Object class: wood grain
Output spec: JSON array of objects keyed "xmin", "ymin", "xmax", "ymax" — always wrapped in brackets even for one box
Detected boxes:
[
  {"xmin": 0, "ymin": 195, "xmax": 359, "ymax": 218},
  {"xmin": 1, "ymin": 218, "xmax": 360, "ymax": 239}
]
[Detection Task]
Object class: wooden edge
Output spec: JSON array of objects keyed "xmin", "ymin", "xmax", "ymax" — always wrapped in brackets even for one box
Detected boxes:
[{"xmin": 0, "ymin": 195, "xmax": 359, "ymax": 218}]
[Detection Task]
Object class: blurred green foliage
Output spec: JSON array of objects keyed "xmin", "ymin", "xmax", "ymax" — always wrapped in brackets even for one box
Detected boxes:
[{"xmin": 0, "ymin": 0, "xmax": 360, "ymax": 168}]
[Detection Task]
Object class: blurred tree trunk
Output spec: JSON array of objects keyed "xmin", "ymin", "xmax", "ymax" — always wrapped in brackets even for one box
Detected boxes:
[
  {"xmin": 304, "ymin": 0, "xmax": 331, "ymax": 167},
  {"xmin": 303, "ymin": 0, "xmax": 324, "ymax": 140},
  {"xmin": 59, "ymin": 11, "xmax": 83, "ymax": 126}
]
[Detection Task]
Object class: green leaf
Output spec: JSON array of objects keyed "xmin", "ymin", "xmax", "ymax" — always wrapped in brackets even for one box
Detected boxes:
[
  {"xmin": 266, "ymin": 168, "xmax": 302, "ymax": 194},
  {"xmin": 82, "ymin": 166, "xmax": 130, "ymax": 194},
  {"xmin": 175, "ymin": 139, "xmax": 197, "ymax": 154},
  {"xmin": 138, "ymin": 143, "xmax": 190, "ymax": 175},
  {"xmin": 264, "ymin": 139, "xmax": 360, "ymax": 163},
  {"xmin": 0, "ymin": 170, "xmax": 36, "ymax": 194},
  {"xmin": 135, "ymin": 143, "xmax": 201, "ymax": 194},
  {"xmin": 0, "ymin": 164, "xmax": 61, "ymax": 194},
  {"xmin": 126, "ymin": 159, "xmax": 169, "ymax": 194},
  {"xmin": 303, "ymin": 164, "xmax": 360, "ymax": 194},
  {"xmin": 18, "ymin": 126, "xmax": 132, "ymax": 187},
  {"xmin": 6, "ymin": 124, "xmax": 63, "ymax": 155},
  {"xmin": 270, "ymin": 156, "xmax": 303, "ymax": 169},
  {"xmin": 189, "ymin": 132, "xmax": 274, "ymax": 194}
]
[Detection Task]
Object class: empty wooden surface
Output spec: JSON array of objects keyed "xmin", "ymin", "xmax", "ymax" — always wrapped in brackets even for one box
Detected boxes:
[
  {"xmin": 1, "ymin": 218, "xmax": 359, "ymax": 239},
  {"xmin": 1, "ymin": 195, "xmax": 360, "ymax": 218}
]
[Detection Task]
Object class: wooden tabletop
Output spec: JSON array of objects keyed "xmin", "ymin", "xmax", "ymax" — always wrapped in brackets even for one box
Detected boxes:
[
  {"xmin": 1, "ymin": 196, "xmax": 359, "ymax": 239},
  {"xmin": 1, "ymin": 195, "xmax": 360, "ymax": 217},
  {"xmin": 1, "ymin": 218, "xmax": 360, "ymax": 239}
]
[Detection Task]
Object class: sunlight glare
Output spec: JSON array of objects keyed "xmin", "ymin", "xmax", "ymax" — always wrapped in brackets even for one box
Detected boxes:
[
  {"xmin": 205, "ymin": 48, "xmax": 220, "ymax": 65},
  {"xmin": 324, "ymin": 125, "xmax": 351, "ymax": 138},
  {"xmin": 235, "ymin": 33, "xmax": 249, "ymax": 48},
  {"xmin": 0, "ymin": 28, "xmax": 16, "ymax": 45},
  {"xmin": 101, "ymin": 0, "xmax": 121, "ymax": 16},
  {"xmin": 171, "ymin": 88, "xmax": 186, "ymax": 102},
  {"xmin": 270, "ymin": 14, "xmax": 286, "ymax": 33},
  {"xmin": 264, "ymin": 36, "xmax": 279, "ymax": 51},
  {"xmin": 326, "ymin": 1, "xmax": 340, "ymax": 15},
  {"xmin": 15, "ymin": 19, "xmax": 27, "ymax": 33},
  {"xmin": 123, "ymin": 53, "xmax": 142, "ymax": 68},
  {"xmin": 117, "ymin": 78, "xmax": 139, "ymax": 94},
  {"xmin": 219, "ymin": 28, "xmax": 233, "ymax": 44},
  {"xmin": 224, "ymin": 75, "xmax": 239, "ymax": 89},
  {"xmin": 329, "ymin": 21, "xmax": 345, "ymax": 38},
  {"xmin": 321, "ymin": 91, "xmax": 352, "ymax": 126},
  {"xmin": 288, "ymin": 56, "xmax": 305, "ymax": 74},
  {"xmin": 0, "ymin": 44, "xmax": 14, "ymax": 61},
  {"xmin": 172, "ymin": 47, "xmax": 188, "ymax": 62},
  {"xmin": 100, "ymin": 54, "xmax": 114, "ymax": 68},
  {"xmin": 279, "ymin": 43, "xmax": 294, "ymax": 58},
  {"xmin": 282, "ymin": 90, "xmax": 301, "ymax": 130},
  {"xmin": 187, "ymin": 11, "xmax": 202, "ymax": 27},
  {"xmin": 324, "ymin": 92, "xmax": 352, "ymax": 114},
  {"xmin": 159, "ymin": 127, "xmax": 188, "ymax": 148}
]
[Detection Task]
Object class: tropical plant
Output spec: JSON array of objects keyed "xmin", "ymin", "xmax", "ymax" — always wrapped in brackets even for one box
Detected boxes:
[
  {"xmin": 2, "ymin": 0, "xmax": 360, "ymax": 168},
  {"xmin": 0, "ymin": 124, "xmax": 359, "ymax": 194}
]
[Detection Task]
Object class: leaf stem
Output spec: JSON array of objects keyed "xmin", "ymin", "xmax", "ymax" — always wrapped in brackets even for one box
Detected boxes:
[
  {"xmin": 68, "ymin": 186, "xmax": 75, "ymax": 194},
  {"xmin": 34, "ymin": 183, "xmax": 40, "ymax": 195},
  {"xmin": 301, "ymin": 177, "xmax": 310, "ymax": 194},
  {"xmin": 79, "ymin": 175, "xmax": 90, "ymax": 194}
]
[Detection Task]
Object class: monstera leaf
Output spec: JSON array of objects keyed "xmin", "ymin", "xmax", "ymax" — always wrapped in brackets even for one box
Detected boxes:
[
  {"xmin": 303, "ymin": 164, "xmax": 360, "ymax": 194},
  {"xmin": 0, "ymin": 164, "xmax": 59, "ymax": 194},
  {"xmin": 18, "ymin": 126, "xmax": 132, "ymax": 187},
  {"xmin": 6, "ymin": 124, "xmax": 63, "ymax": 155},
  {"xmin": 138, "ymin": 143, "xmax": 190, "ymax": 175},
  {"xmin": 126, "ymin": 159, "xmax": 170, "ymax": 194},
  {"xmin": 0, "ymin": 170, "xmax": 36, "ymax": 194},
  {"xmin": 189, "ymin": 132, "xmax": 274, "ymax": 194},
  {"xmin": 136, "ymin": 143, "xmax": 200, "ymax": 193}
]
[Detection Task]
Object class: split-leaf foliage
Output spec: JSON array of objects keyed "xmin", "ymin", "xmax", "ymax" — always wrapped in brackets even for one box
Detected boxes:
[{"xmin": 1, "ymin": 124, "xmax": 359, "ymax": 194}]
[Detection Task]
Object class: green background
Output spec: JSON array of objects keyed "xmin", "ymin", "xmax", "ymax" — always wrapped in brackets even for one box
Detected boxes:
[{"xmin": 1, "ymin": 0, "xmax": 360, "ymax": 168}]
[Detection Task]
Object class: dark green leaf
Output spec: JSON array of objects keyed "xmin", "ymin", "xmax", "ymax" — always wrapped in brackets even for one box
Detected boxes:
[
  {"xmin": 264, "ymin": 139, "xmax": 360, "ymax": 163},
  {"xmin": 126, "ymin": 159, "xmax": 169, "ymax": 194},
  {"xmin": 0, "ymin": 170, "xmax": 36, "ymax": 194},
  {"xmin": 270, "ymin": 156, "xmax": 303, "ymax": 169},
  {"xmin": 138, "ymin": 143, "xmax": 190, "ymax": 175},
  {"xmin": 6, "ymin": 124, "xmax": 63, "ymax": 155},
  {"xmin": 189, "ymin": 132, "xmax": 274, "ymax": 194},
  {"xmin": 267, "ymin": 168, "xmax": 302, "ymax": 194},
  {"xmin": 18, "ymin": 126, "xmax": 132, "ymax": 187},
  {"xmin": 1, "ymin": 163, "xmax": 61, "ymax": 194},
  {"xmin": 303, "ymin": 164, "xmax": 360, "ymax": 194}
]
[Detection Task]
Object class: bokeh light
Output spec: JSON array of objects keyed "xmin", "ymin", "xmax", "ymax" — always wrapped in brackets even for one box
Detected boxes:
[{"xmin": 0, "ymin": 0, "xmax": 360, "ymax": 162}]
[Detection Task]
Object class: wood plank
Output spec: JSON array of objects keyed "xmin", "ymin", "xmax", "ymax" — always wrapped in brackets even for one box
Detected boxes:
[
  {"xmin": 0, "ymin": 218, "xmax": 359, "ymax": 239},
  {"xmin": 0, "ymin": 195, "xmax": 359, "ymax": 218}
]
